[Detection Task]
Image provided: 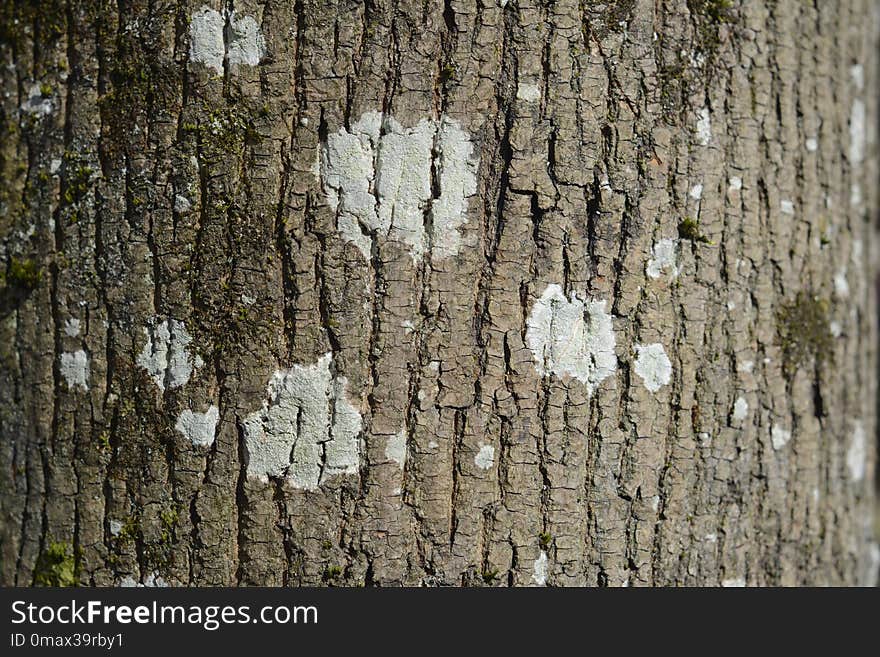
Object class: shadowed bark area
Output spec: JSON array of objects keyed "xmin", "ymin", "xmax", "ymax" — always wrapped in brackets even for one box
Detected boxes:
[{"xmin": 1, "ymin": 0, "xmax": 878, "ymax": 586}]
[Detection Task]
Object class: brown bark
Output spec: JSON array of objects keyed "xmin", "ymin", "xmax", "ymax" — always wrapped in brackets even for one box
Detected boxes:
[{"xmin": 0, "ymin": 0, "xmax": 878, "ymax": 586}]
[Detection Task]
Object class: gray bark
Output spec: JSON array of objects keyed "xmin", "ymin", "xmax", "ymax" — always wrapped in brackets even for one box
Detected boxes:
[{"xmin": 0, "ymin": 0, "xmax": 878, "ymax": 586}]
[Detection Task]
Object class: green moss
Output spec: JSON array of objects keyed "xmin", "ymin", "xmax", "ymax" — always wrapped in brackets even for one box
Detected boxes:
[
  {"xmin": 655, "ymin": 1, "xmax": 737, "ymax": 122},
  {"xmin": 439, "ymin": 62, "xmax": 458, "ymax": 83},
  {"xmin": 99, "ymin": 59, "xmax": 179, "ymax": 159},
  {"xmin": 5, "ymin": 257, "xmax": 42, "ymax": 290},
  {"xmin": 159, "ymin": 507, "xmax": 179, "ymax": 544},
  {"xmin": 688, "ymin": 0, "xmax": 736, "ymax": 52},
  {"xmin": 678, "ymin": 217, "xmax": 712, "ymax": 244},
  {"xmin": 538, "ymin": 532, "xmax": 552, "ymax": 549},
  {"xmin": 323, "ymin": 565, "xmax": 343, "ymax": 582},
  {"xmin": 96, "ymin": 431, "xmax": 111, "ymax": 452},
  {"xmin": 34, "ymin": 541, "xmax": 77, "ymax": 587},
  {"xmin": 115, "ymin": 515, "xmax": 139, "ymax": 543},
  {"xmin": 581, "ymin": 0, "xmax": 637, "ymax": 39},
  {"xmin": 61, "ymin": 153, "xmax": 94, "ymax": 206},
  {"xmin": 481, "ymin": 568, "xmax": 499, "ymax": 584},
  {"xmin": 690, "ymin": 0, "xmax": 735, "ymax": 25},
  {"xmin": 0, "ymin": 0, "xmax": 65, "ymax": 46},
  {"xmin": 776, "ymin": 291, "xmax": 832, "ymax": 375},
  {"xmin": 657, "ymin": 61, "xmax": 690, "ymax": 119}
]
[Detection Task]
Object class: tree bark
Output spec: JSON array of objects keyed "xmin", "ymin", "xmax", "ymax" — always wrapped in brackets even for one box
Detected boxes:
[{"xmin": 1, "ymin": 0, "xmax": 878, "ymax": 587}]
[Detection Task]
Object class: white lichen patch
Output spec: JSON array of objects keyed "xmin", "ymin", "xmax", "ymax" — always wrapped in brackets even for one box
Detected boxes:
[
  {"xmin": 525, "ymin": 284, "xmax": 617, "ymax": 395},
  {"xmin": 516, "ymin": 83, "xmax": 541, "ymax": 103},
  {"xmin": 732, "ymin": 396, "xmax": 749, "ymax": 423},
  {"xmin": 851, "ymin": 63, "xmax": 865, "ymax": 90},
  {"xmin": 633, "ymin": 343, "xmax": 672, "ymax": 393},
  {"xmin": 770, "ymin": 425, "xmax": 791, "ymax": 451},
  {"xmin": 317, "ymin": 111, "xmax": 479, "ymax": 261},
  {"xmin": 646, "ymin": 239, "xmax": 679, "ymax": 280},
  {"xmin": 830, "ymin": 320, "xmax": 843, "ymax": 338},
  {"xmin": 852, "ymin": 239, "xmax": 863, "ymax": 265},
  {"xmin": 474, "ymin": 444, "xmax": 495, "ymax": 470},
  {"xmin": 806, "ymin": 137, "xmax": 818, "ymax": 152},
  {"xmin": 189, "ymin": 7, "xmax": 225, "ymax": 73},
  {"xmin": 532, "ymin": 551, "xmax": 549, "ymax": 586},
  {"xmin": 851, "ymin": 183, "xmax": 863, "ymax": 207},
  {"xmin": 109, "ymin": 520, "xmax": 123, "ymax": 537},
  {"xmin": 143, "ymin": 572, "xmax": 168, "ymax": 587},
  {"xmin": 834, "ymin": 268, "xmax": 850, "ymax": 298},
  {"xmin": 189, "ymin": 7, "xmax": 265, "ymax": 73},
  {"xmin": 385, "ymin": 430, "xmax": 407, "ymax": 469},
  {"xmin": 175, "ymin": 405, "xmax": 219, "ymax": 448},
  {"xmin": 696, "ymin": 107, "xmax": 711, "ymax": 146},
  {"xmin": 174, "ymin": 194, "xmax": 192, "ymax": 213},
  {"xmin": 227, "ymin": 14, "xmax": 265, "ymax": 67},
  {"xmin": 850, "ymin": 99, "xmax": 866, "ymax": 165},
  {"xmin": 63, "ymin": 318, "xmax": 81, "ymax": 337},
  {"xmin": 867, "ymin": 542, "xmax": 880, "ymax": 587},
  {"xmin": 847, "ymin": 421, "xmax": 866, "ymax": 482},
  {"xmin": 60, "ymin": 350, "xmax": 89, "ymax": 390},
  {"xmin": 689, "ymin": 183, "xmax": 703, "ymax": 200},
  {"xmin": 136, "ymin": 319, "xmax": 203, "ymax": 392},
  {"xmin": 780, "ymin": 200, "xmax": 795, "ymax": 215},
  {"xmin": 243, "ymin": 354, "xmax": 362, "ymax": 489},
  {"xmin": 119, "ymin": 573, "xmax": 168, "ymax": 587},
  {"xmin": 20, "ymin": 82, "xmax": 54, "ymax": 116},
  {"xmin": 728, "ymin": 176, "xmax": 742, "ymax": 192},
  {"xmin": 721, "ymin": 577, "xmax": 746, "ymax": 588}
]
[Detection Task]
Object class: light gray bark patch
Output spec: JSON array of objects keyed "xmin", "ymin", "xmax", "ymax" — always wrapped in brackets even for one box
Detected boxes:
[
  {"xmin": 516, "ymin": 83, "xmax": 541, "ymax": 103},
  {"xmin": 525, "ymin": 283, "xmax": 617, "ymax": 395},
  {"xmin": 696, "ymin": 107, "xmax": 711, "ymax": 145},
  {"xmin": 633, "ymin": 343, "xmax": 672, "ymax": 393},
  {"xmin": 189, "ymin": 6, "xmax": 265, "ymax": 73},
  {"xmin": 174, "ymin": 195, "xmax": 192, "ymax": 213},
  {"xmin": 189, "ymin": 7, "xmax": 226, "ymax": 73},
  {"xmin": 226, "ymin": 15, "xmax": 265, "ymax": 67},
  {"xmin": 384, "ymin": 430, "xmax": 407, "ymax": 469},
  {"xmin": 532, "ymin": 551, "xmax": 549, "ymax": 586},
  {"xmin": 847, "ymin": 421, "xmax": 866, "ymax": 482},
  {"xmin": 771, "ymin": 425, "xmax": 792, "ymax": 451},
  {"xmin": 317, "ymin": 111, "xmax": 479, "ymax": 261},
  {"xmin": 732, "ymin": 397, "xmax": 749, "ymax": 423},
  {"xmin": 63, "ymin": 318, "xmax": 81, "ymax": 337},
  {"xmin": 851, "ymin": 99, "xmax": 866, "ymax": 165},
  {"xmin": 60, "ymin": 350, "xmax": 89, "ymax": 390},
  {"xmin": 243, "ymin": 354, "xmax": 362, "ymax": 489},
  {"xmin": 646, "ymin": 239, "xmax": 679, "ymax": 280},
  {"xmin": 136, "ymin": 319, "xmax": 203, "ymax": 392},
  {"xmin": 19, "ymin": 82, "xmax": 54, "ymax": 116},
  {"xmin": 175, "ymin": 405, "xmax": 219, "ymax": 448},
  {"xmin": 474, "ymin": 444, "xmax": 495, "ymax": 470}
]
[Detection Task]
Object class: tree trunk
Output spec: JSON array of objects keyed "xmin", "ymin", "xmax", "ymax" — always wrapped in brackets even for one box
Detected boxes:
[{"xmin": 1, "ymin": 0, "xmax": 878, "ymax": 587}]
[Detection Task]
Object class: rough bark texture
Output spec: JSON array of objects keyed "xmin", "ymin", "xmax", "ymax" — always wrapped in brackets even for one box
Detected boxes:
[{"xmin": 1, "ymin": 0, "xmax": 878, "ymax": 587}]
